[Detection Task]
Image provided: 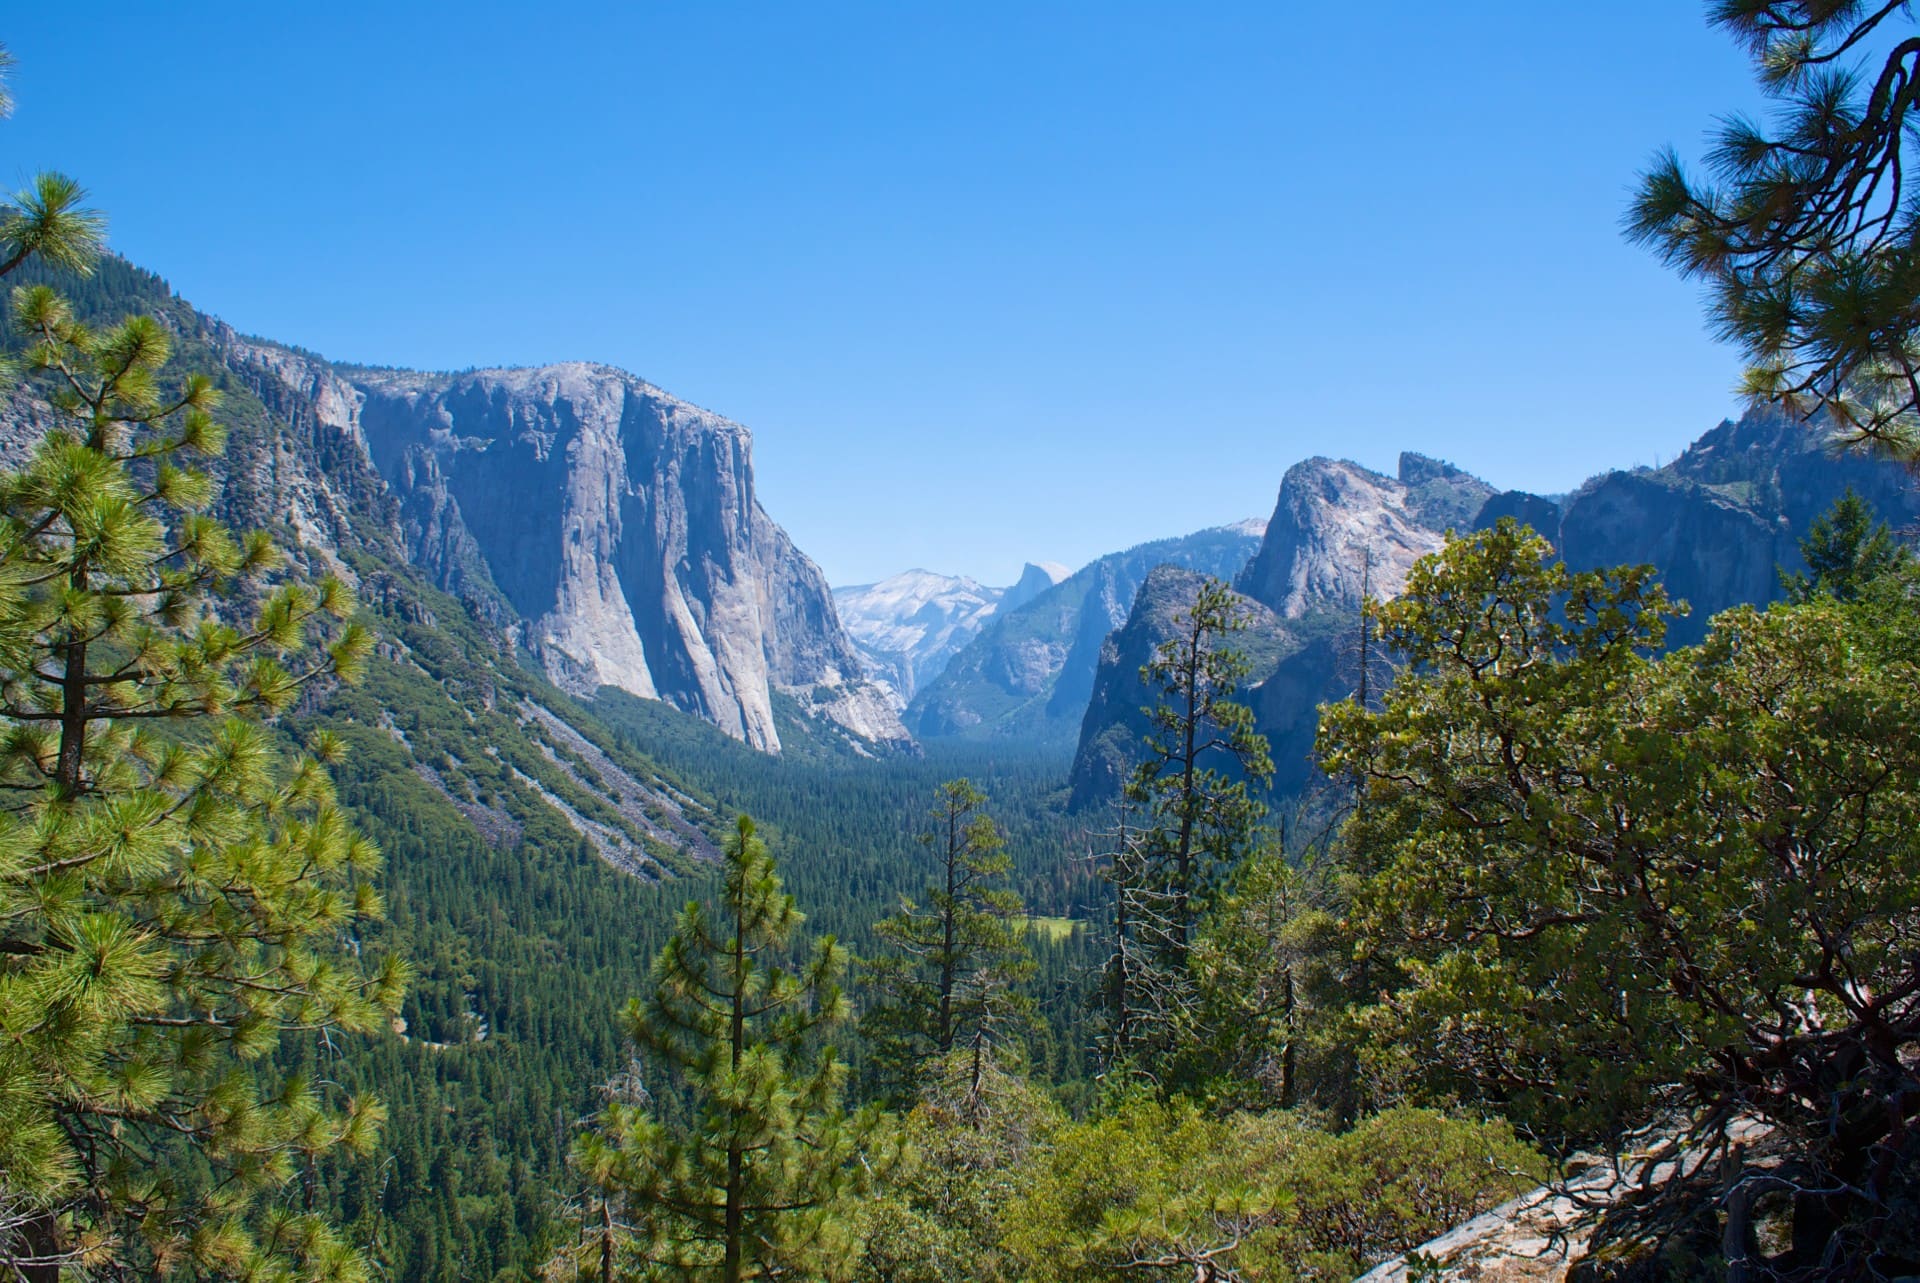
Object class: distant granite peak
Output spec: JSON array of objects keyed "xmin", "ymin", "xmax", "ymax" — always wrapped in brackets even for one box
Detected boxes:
[
  {"xmin": 1236, "ymin": 458, "xmax": 1449, "ymax": 618},
  {"xmin": 1002, "ymin": 560, "xmax": 1071, "ymax": 612}
]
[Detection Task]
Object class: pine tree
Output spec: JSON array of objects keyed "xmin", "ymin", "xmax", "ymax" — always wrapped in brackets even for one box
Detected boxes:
[
  {"xmin": 1101, "ymin": 577, "xmax": 1271, "ymax": 1080},
  {"xmin": 1128, "ymin": 578, "xmax": 1273, "ymax": 958},
  {"xmin": 563, "ymin": 817, "xmax": 869, "ymax": 1282},
  {"xmin": 0, "ymin": 51, "xmax": 105, "ymax": 292},
  {"xmin": 861, "ymin": 780, "xmax": 1034, "ymax": 1105},
  {"xmin": 0, "ymin": 279, "xmax": 402, "ymax": 1276},
  {"xmin": 1780, "ymin": 487, "xmax": 1913, "ymax": 603},
  {"xmin": 1627, "ymin": 4, "xmax": 1920, "ymax": 457}
]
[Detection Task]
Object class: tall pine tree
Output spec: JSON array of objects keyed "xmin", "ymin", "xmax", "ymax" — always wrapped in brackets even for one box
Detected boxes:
[
  {"xmin": 0, "ymin": 220, "xmax": 402, "ymax": 1278},
  {"xmin": 861, "ymin": 780, "xmax": 1034, "ymax": 1106},
  {"xmin": 564, "ymin": 817, "xmax": 869, "ymax": 1282},
  {"xmin": 1101, "ymin": 577, "xmax": 1271, "ymax": 1083}
]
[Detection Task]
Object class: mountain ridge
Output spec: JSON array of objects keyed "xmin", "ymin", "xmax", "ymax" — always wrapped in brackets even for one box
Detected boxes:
[
  {"xmin": 832, "ymin": 561, "xmax": 1070, "ymax": 702},
  {"xmin": 1066, "ymin": 406, "xmax": 1920, "ymax": 808}
]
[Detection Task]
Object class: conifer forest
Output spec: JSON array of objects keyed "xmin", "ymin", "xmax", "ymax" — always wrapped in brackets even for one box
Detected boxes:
[{"xmin": 7, "ymin": 5, "xmax": 1920, "ymax": 1280}]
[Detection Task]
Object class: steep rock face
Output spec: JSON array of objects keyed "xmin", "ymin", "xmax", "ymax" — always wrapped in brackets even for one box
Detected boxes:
[
  {"xmin": 0, "ymin": 256, "xmax": 745, "ymax": 876},
  {"xmin": 907, "ymin": 521, "xmax": 1267, "ymax": 746},
  {"xmin": 1475, "ymin": 489, "xmax": 1562, "ymax": 536},
  {"xmin": 1557, "ymin": 472, "xmax": 1783, "ymax": 645},
  {"xmin": 1234, "ymin": 456, "xmax": 1482, "ymax": 619},
  {"xmin": 1075, "ymin": 405, "xmax": 1920, "ymax": 809},
  {"xmin": 338, "ymin": 363, "xmax": 907, "ymax": 753},
  {"xmin": 1069, "ymin": 453, "xmax": 1464, "ymax": 809},
  {"xmin": 1067, "ymin": 567, "xmax": 1289, "ymax": 807}
]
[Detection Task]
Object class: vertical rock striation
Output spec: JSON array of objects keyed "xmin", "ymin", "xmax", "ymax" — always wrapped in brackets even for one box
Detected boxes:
[{"xmin": 328, "ymin": 362, "xmax": 907, "ymax": 753}]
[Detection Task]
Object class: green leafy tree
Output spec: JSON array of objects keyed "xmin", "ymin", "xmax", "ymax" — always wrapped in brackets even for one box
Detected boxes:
[
  {"xmin": 1780, "ymin": 485, "xmax": 1913, "ymax": 601},
  {"xmin": 861, "ymin": 780, "xmax": 1034, "ymax": 1105},
  {"xmin": 848, "ymin": 1051, "xmax": 1060, "ymax": 1283},
  {"xmin": 1320, "ymin": 518, "xmax": 1920, "ymax": 1271},
  {"xmin": 562, "ymin": 816, "xmax": 870, "ymax": 1283},
  {"xmin": 1186, "ymin": 847, "xmax": 1336, "ymax": 1112},
  {"xmin": 1102, "ymin": 577, "xmax": 1271, "ymax": 1080},
  {"xmin": 1628, "ymin": 3, "xmax": 1920, "ymax": 456},
  {"xmin": 1000, "ymin": 1102, "xmax": 1543, "ymax": 1282},
  {"xmin": 0, "ymin": 276, "xmax": 401, "ymax": 1277}
]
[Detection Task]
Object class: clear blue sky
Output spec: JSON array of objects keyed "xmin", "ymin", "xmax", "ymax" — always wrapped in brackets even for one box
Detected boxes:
[{"xmin": 5, "ymin": 4, "xmax": 1762, "ymax": 585}]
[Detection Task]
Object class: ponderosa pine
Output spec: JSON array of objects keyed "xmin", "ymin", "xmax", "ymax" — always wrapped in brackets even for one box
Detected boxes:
[
  {"xmin": 0, "ymin": 197, "xmax": 402, "ymax": 1280},
  {"xmin": 563, "ymin": 816, "xmax": 871, "ymax": 1282}
]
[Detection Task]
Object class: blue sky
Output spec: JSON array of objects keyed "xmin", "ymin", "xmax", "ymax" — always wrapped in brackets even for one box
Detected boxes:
[{"xmin": 5, "ymin": 4, "xmax": 1763, "ymax": 584}]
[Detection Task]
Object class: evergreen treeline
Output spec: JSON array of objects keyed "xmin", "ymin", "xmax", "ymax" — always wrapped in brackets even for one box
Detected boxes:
[{"xmin": 12, "ymin": 6, "xmax": 1920, "ymax": 1274}]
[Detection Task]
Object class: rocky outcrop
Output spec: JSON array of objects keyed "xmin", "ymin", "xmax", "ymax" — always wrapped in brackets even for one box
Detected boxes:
[
  {"xmin": 1359, "ymin": 1120, "xmax": 1773, "ymax": 1282},
  {"xmin": 1475, "ymin": 488, "xmax": 1562, "ymax": 536},
  {"xmin": 906, "ymin": 521, "xmax": 1267, "ymax": 747},
  {"xmin": 1074, "ymin": 406, "xmax": 1920, "ymax": 808},
  {"xmin": 1478, "ymin": 406, "xmax": 1920, "ymax": 645},
  {"xmin": 1235, "ymin": 455, "xmax": 1486, "ymax": 620},
  {"xmin": 1068, "ymin": 453, "xmax": 1464, "ymax": 808}
]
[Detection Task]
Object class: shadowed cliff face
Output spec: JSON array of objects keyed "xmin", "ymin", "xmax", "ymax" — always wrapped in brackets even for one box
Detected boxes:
[
  {"xmin": 1066, "ymin": 566, "xmax": 1290, "ymax": 808},
  {"xmin": 1492, "ymin": 406, "xmax": 1920, "ymax": 646},
  {"xmin": 334, "ymin": 362, "xmax": 908, "ymax": 754}
]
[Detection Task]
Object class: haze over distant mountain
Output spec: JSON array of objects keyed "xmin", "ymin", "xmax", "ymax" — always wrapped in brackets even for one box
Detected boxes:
[
  {"xmin": 832, "ymin": 561, "xmax": 1070, "ymax": 701},
  {"xmin": 906, "ymin": 521, "xmax": 1268, "ymax": 748}
]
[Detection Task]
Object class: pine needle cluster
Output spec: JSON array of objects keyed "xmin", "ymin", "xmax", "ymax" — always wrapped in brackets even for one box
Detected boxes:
[{"xmin": 0, "ymin": 152, "xmax": 403, "ymax": 1280}]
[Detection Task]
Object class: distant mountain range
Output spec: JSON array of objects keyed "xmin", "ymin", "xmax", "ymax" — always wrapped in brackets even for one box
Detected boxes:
[
  {"xmin": 9, "ymin": 256, "xmax": 1917, "ymax": 857},
  {"xmin": 831, "ymin": 561, "xmax": 1069, "ymax": 702}
]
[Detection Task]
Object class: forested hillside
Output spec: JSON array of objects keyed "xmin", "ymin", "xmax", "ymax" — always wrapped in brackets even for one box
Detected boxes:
[{"xmin": 9, "ymin": 5, "xmax": 1920, "ymax": 1280}]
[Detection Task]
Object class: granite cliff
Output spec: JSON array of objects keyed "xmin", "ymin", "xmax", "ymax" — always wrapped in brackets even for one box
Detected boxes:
[
  {"xmin": 6, "ymin": 257, "xmax": 910, "ymax": 777},
  {"xmin": 1069, "ymin": 411, "xmax": 1920, "ymax": 807},
  {"xmin": 1508, "ymin": 406, "xmax": 1920, "ymax": 644}
]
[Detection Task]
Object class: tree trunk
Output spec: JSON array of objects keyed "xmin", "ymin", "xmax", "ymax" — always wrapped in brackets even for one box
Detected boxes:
[{"xmin": 937, "ymin": 804, "xmax": 957, "ymax": 1054}]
